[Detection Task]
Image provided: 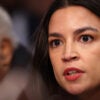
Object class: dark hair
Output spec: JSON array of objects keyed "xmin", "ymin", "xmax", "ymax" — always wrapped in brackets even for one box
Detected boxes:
[{"xmin": 32, "ymin": 0, "xmax": 100, "ymax": 99}]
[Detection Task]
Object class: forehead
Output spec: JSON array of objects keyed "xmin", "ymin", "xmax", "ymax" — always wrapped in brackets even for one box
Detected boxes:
[
  {"xmin": 49, "ymin": 6, "xmax": 100, "ymax": 33},
  {"xmin": 50, "ymin": 6, "xmax": 99, "ymax": 20}
]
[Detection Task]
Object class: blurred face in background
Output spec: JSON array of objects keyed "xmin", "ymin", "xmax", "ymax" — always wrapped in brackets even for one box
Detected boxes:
[
  {"xmin": 0, "ymin": 37, "xmax": 14, "ymax": 80},
  {"xmin": 48, "ymin": 6, "xmax": 100, "ymax": 95}
]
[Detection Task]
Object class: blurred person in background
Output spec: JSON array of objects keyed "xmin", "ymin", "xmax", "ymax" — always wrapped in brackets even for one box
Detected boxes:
[
  {"xmin": 0, "ymin": 6, "xmax": 31, "ymax": 100},
  {"xmin": 0, "ymin": 0, "xmax": 54, "ymax": 46},
  {"xmin": 0, "ymin": 0, "xmax": 30, "ymax": 48}
]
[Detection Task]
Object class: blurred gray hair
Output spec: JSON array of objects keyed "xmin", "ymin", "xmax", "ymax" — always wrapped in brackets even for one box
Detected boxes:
[{"xmin": 0, "ymin": 7, "xmax": 19, "ymax": 48}]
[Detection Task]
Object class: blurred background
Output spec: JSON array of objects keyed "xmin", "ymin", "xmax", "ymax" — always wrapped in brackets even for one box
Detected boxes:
[
  {"xmin": 0, "ymin": 0, "xmax": 54, "ymax": 47},
  {"xmin": 0, "ymin": 0, "xmax": 54, "ymax": 100}
]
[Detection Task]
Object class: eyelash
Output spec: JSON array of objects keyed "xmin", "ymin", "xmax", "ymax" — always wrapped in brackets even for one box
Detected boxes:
[
  {"xmin": 49, "ymin": 39, "xmax": 62, "ymax": 48},
  {"xmin": 49, "ymin": 34, "xmax": 94, "ymax": 48},
  {"xmin": 79, "ymin": 34, "xmax": 94, "ymax": 43}
]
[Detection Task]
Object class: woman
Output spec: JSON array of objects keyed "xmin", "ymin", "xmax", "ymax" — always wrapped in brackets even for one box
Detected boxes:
[
  {"xmin": 33, "ymin": 0, "xmax": 100, "ymax": 100},
  {"xmin": 0, "ymin": 6, "xmax": 32, "ymax": 100}
]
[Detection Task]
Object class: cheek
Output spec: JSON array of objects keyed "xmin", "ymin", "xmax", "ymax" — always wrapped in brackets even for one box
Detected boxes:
[
  {"xmin": 49, "ymin": 52, "xmax": 60, "ymax": 69},
  {"xmin": 81, "ymin": 42, "xmax": 100, "ymax": 66},
  {"xmin": 91, "ymin": 50, "xmax": 100, "ymax": 73},
  {"xmin": 87, "ymin": 47, "xmax": 100, "ymax": 66},
  {"xmin": 49, "ymin": 50, "xmax": 63, "ymax": 78},
  {"xmin": 0, "ymin": 45, "xmax": 14, "ymax": 65},
  {"xmin": 84, "ymin": 46, "xmax": 100, "ymax": 78},
  {"xmin": 49, "ymin": 49, "xmax": 62, "ymax": 67}
]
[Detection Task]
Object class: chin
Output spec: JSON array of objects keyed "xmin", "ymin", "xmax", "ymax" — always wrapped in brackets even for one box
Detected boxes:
[
  {"xmin": 68, "ymin": 90, "xmax": 83, "ymax": 95},
  {"xmin": 66, "ymin": 87, "xmax": 86, "ymax": 95}
]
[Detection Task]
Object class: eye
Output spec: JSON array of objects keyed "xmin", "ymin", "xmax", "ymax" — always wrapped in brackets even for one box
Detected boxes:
[
  {"xmin": 79, "ymin": 35, "xmax": 94, "ymax": 43},
  {"xmin": 49, "ymin": 39, "xmax": 63, "ymax": 48}
]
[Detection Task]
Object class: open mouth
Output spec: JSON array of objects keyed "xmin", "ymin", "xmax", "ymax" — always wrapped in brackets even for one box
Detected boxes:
[
  {"xmin": 63, "ymin": 67, "xmax": 84, "ymax": 81},
  {"xmin": 67, "ymin": 70, "xmax": 82, "ymax": 75}
]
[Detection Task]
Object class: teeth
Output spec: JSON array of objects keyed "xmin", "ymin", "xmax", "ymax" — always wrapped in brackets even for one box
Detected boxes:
[{"xmin": 68, "ymin": 71, "xmax": 77, "ymax": 75}]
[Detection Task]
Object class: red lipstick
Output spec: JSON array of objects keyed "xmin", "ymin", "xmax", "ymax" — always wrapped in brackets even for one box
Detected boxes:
[{"xmin": 63, "ymin": 67, "xmax": 84, "ymax": 81}]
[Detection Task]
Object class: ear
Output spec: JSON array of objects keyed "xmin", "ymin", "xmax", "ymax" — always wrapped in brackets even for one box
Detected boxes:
[{"xmin": 0, "ymin": 37, "xmax": 14, "ymax": 80}]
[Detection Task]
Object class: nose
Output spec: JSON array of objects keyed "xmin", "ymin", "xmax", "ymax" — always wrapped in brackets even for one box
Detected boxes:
[{"xmin": 62, "ymin": 42, "xmax": 79, "ymax": 62}]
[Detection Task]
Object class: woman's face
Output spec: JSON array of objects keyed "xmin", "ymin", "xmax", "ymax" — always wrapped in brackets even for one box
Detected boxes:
[
  {"xmin": 48, "ymin": 6, "xmax": 100, "ymax": 95},
  {"xmin": 0, "ymin": 38, "xmax": 14, "ymax": 80}
]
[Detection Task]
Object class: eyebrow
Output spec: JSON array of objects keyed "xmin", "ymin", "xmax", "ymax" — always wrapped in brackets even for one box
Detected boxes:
[
  {"xmin": 48, "ymin": 32, "xmax": 63, "ymax": 38},
  {"xmin": 48, "ymin": 26, "xmax": 99, "ymax": 38},
  {"xmin": 74, "ymin": 26, "xmax": 99, "ymax": 34}
]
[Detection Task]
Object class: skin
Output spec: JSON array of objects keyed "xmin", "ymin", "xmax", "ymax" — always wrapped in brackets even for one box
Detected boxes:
[
  {"xmin": 48, "ymin": 6, "xmax": 100, "ymax": 99},
  {"xmin": 0, "ymin": 37, "xmax": 14, "ymax": 80}
]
